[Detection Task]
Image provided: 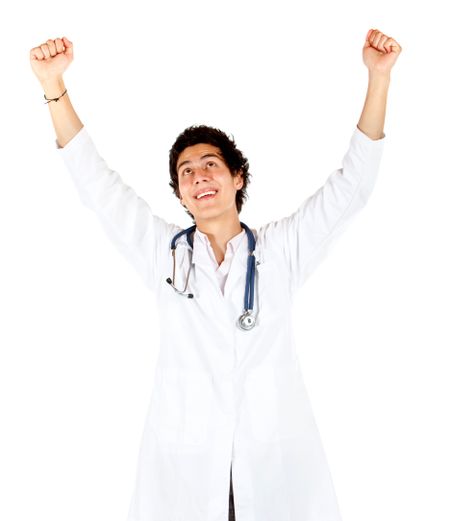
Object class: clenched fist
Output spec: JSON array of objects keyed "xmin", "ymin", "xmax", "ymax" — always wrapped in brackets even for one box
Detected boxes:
[
  {"xmin": 363, "ymin": 29, "xmax": 402, "ymax": 75},
  {"xmin": 30, "ymin": 37, "xmax": 74, "ymax": 84}
]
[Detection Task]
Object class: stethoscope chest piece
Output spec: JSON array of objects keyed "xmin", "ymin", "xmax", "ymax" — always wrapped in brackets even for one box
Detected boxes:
[{"xmin": 238, "ymin": 311, "xmax": 256, "ymax": 331}]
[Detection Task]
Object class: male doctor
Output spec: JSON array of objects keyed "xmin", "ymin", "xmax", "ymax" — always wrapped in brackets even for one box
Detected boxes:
[{"xmin": 30, "ymin": 28, "xmax": 401, "ymax": 521}]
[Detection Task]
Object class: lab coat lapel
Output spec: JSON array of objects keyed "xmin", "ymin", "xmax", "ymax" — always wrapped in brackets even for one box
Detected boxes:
[
  {"xmin": 190, "ymin": 231, "xmax": 211, "ymax": 269},
  {"xmin": 222, "ymin": 234, "xmax": 251, "ymax": 300},
  {"xmin": 226, "ymin": 229, "xmax": 265, "ymax": 301},
  {"xmin": 189, "ymin": 232, "xmax": 226, "ymax": 302}
]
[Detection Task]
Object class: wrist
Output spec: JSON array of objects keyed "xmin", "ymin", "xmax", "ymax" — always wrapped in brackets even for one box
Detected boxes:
[
  {"xmin": 40, "ymin": 77, "xmax": 66, "ymax": 98},
  {"xmin": 368, "ymin": 70, "xmax": 391, "ymax": 83}
]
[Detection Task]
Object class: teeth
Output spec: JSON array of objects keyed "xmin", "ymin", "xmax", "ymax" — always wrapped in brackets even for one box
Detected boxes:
[{"xmin": 196, "ymin": 191, "xmax": 216, "ymax": 199}]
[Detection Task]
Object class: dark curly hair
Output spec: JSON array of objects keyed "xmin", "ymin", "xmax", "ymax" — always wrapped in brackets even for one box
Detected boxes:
[{"xmin": 169, "ymin": 124, "xmax": 251, "ymax": 223}]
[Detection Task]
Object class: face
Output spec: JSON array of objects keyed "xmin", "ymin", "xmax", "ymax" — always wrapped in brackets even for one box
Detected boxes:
[{"xmin": 176, "ymin": 143, "xmax": 243, "ymax": 222}]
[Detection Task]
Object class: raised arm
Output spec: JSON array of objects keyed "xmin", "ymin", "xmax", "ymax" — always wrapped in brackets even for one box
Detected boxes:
[
  {"xmin": 29, "ymin": 37, "xmax": 180, "ymax": 292},
  {"xmin": 30, "ymin": 36, "xmax": 82, "ymax": 147},
  {"xmin": 259, "ymin": 28, "xmax": 402, "ymax": 293},
  {"xmin": 357, "ymin": 29, "xmax": 402, "ymax": 140}
]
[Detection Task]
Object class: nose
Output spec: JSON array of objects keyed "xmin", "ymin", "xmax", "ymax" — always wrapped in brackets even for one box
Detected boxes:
[{"xmin": 192, "ymin": 166, "xmax": 212, "ymax": 183}]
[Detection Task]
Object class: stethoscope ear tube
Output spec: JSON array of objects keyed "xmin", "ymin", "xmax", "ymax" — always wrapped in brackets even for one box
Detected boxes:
[{"xmin": 166, "ymin": 276, "xmax": 194, "ymax": 298}]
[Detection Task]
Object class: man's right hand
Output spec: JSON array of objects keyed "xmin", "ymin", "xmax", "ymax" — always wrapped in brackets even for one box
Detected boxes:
[
  {"xmin": 30, "ymin": 36, "xmax": 82, "ymax": 148},
  {"xmin": 30, "ymin": 37, "xmax": 73, "ymax": 85}
]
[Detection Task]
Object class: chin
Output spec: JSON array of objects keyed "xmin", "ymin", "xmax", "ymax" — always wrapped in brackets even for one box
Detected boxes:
[{"xmin": 193, "ymin": 208, "xmax": 222, "ymax": 220}]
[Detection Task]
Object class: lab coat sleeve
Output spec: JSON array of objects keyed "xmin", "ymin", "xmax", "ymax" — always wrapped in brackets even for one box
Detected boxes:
[
  {"xmin": 262, "ymin": 126, "xmax": 385, "ymax": 293},
  {"xmin": 56, "ymin": 127, "xmax": 176, "ymax": 292}
]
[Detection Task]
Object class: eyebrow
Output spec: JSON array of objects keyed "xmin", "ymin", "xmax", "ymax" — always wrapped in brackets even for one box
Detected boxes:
[{"xmin": 177, "ymin": 153, "xmax": 223, "ymax": 173}]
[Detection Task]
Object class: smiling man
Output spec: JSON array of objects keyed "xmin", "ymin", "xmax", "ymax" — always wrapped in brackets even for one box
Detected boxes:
[
  {"xmin": 31, "ymin": 28, "xmax": 401, "ymax": 521},
  {"xmin": 169, "ymin": 126, "xmax": 249, "ymax": 268}
]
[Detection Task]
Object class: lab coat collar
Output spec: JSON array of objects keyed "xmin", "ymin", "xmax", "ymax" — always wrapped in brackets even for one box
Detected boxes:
[
  {"xmin": 170, "ymin": 224, "xmax": 264, "ymax": 269},
  {"xmin": 190, "ymin": 227, "xmax": 261, "ymax": 269}
]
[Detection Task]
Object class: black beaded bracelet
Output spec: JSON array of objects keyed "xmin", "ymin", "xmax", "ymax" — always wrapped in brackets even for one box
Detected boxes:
[{"xmin": 44, "ymin": 89, "xmax": 67, "ymax": 104}]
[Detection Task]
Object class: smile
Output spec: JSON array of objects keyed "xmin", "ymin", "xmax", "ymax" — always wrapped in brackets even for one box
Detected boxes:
[{"xmin": 196, "ymin": 191, "xmax": 217, "ymax": 201}]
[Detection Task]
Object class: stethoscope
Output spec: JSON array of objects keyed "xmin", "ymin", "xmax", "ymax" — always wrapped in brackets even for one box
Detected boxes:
[{"xmin": 166, "ymin": 221, "xmax": 257, "ymax": 331}]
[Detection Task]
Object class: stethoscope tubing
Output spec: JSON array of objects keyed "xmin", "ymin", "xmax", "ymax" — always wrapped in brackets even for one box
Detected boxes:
[{"xmin": 166, "ymin": 221, "xmax": 257, "ymax": 330}]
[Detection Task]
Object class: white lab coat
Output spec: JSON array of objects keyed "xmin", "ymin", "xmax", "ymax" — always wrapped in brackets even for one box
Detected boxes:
[{"xmin": 57, "ymin": 126, "xmax": 385, "ymax": 521}]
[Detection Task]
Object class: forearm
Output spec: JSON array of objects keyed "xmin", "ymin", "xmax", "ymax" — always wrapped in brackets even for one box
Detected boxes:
[
  {"xmin": 41, "ymin": 76, "xmax": 83, "ymax": 148},
  {"xmin": 357, "ymin": 72, "xmax": 390, "ymax": 141}
]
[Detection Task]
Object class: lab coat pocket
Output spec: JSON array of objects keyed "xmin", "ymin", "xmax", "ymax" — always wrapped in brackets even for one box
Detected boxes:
[
  {"xmin": 255, "ymin": 260, "xmax": 278, "ymax": 296},
  {"xmin": 150, "ymin": 368, "xmax": 213, "ymax": 447},
  {"xmin": 255, "ymin": 260, "xmax": 289, "ymax": 322},
  {"xmin": 245, "ymin": 366, "xmax": 304, "ymax": 443}
]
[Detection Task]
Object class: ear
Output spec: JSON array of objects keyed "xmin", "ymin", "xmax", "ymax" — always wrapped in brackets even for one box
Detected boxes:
[{"xmin": 234, "ymin": 170, "xmax": 244, "ymax": 190}]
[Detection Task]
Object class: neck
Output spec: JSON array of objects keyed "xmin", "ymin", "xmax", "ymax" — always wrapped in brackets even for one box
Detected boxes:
[{"xmin": 195, "ymin": 214, "xmax": 243, "ymax": 255}]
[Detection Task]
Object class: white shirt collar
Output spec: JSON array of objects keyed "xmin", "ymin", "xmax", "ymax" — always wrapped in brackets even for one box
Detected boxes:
[{"xmin": 195, "ymin": 227, "xmax": 246, "ymax": 255}]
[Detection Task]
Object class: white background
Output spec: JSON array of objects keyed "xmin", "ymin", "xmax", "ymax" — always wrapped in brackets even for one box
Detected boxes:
[{"xmin": 1, "ymin": 0, "xmax": 449, "ymax": 520}]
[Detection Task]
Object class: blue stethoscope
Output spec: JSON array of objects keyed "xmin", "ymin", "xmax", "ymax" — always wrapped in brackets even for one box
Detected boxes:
[{"xmin": 166, "ymin": 221, "xmax": 257, "ymax": 331}]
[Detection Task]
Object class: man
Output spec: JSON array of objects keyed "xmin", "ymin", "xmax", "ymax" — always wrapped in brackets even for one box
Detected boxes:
[
  {"xmin": 169, "ymin": 123, "xmax": 251, "ymax": 269},
  {"xmin": 30, "ymin": 28, "xmax": 401, "ymax": 521}
]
